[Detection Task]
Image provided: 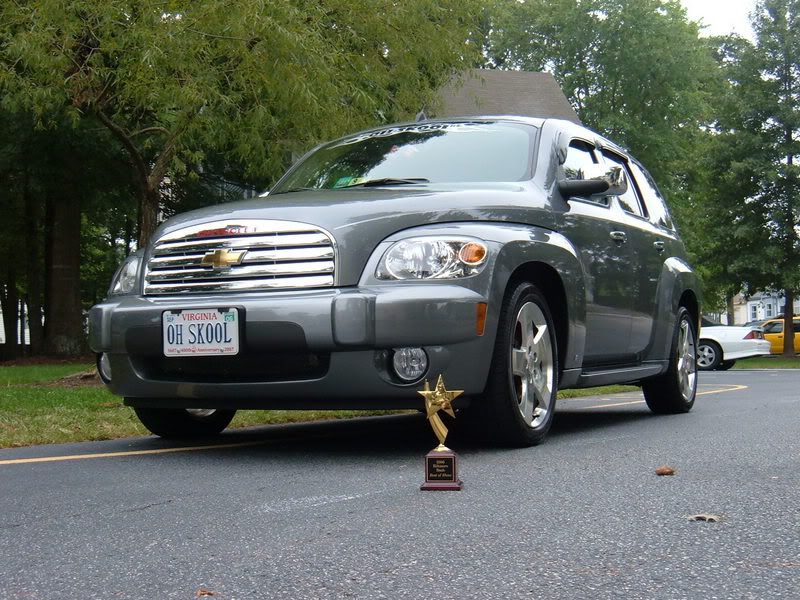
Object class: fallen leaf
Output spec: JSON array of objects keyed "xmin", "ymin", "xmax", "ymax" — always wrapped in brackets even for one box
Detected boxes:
[
  {"xmin": 195, "ymin": 588, "xmax": 216, "ymax": 597},
  {"xmin": 655, "ymin": 465, "xmax": 676, "ymax": 476},
  {"xmin": 688, "ymin": 513, "xmax": 722, "ymax": 522}
]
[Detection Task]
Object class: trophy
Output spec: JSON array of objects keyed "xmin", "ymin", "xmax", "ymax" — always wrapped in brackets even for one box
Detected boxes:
[{"xmin": 419, "ymin": 375, "xmax": 463, "ymax": 491}]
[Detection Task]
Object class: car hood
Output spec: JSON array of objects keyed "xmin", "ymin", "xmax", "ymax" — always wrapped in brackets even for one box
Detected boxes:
[{"xmin": 150, "ymin": 184, "xmax": 552, "ymax": 285}]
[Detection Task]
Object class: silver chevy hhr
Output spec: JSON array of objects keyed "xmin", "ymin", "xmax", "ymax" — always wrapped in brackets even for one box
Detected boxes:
[{"xmin": 90, "ymin": 117, "xmax": 700, "ymax": 446}]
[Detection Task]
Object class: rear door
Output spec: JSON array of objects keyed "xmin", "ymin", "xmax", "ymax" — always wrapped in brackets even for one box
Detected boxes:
[{"xmin": 619, "ymin": 159, "xmax": 683, "ymax": 357}]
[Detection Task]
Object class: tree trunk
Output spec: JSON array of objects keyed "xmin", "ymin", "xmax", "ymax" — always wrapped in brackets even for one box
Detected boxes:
[
  {"xmin": 42, "ymin": 190, "xmax": 84, "ymax": 357},
  {"xmin": 138, "ymin": 184, "xmax": 160, "ymax": 247},
  {"xmin": 782, "ymin": 288, "xmax": 795, "ymax": 357},
  {"xmin": 725, "ymin": 290, "xmax": 735, "ymax": 325}
]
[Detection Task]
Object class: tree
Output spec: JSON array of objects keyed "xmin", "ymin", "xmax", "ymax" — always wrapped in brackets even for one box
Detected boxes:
[
  {"xmin": 1, "ymin": 0, "xmax": 484, "ymax": 246},
  {"xmin": 486, "ymin": 0, "xmax": 716, "ymax": 197},
  {"xmin": 0, "ymin": 109, "xmax": 137, "ymax": 356},
  {"xmin": 699, "ymin": 1, "xmax": 800, "ymax": 352}
]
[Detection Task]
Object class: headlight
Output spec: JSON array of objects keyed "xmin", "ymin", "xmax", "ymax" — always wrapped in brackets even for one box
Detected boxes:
[
  {"xmin": 108, "ymin": 253, "xmax": 142, "ymax": 295},
  {"xmin": 376, "ymin": 237, "xmax": 488, "ymax": 280}
]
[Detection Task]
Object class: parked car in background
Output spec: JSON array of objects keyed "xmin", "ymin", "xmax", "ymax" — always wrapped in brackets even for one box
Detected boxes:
[
  {"xmin": 90, "ymin": 116, "xmax": 701, "ymax": 447},
  {"xmin": 697, "ymin": 317, "xmax": 771, "ymax": 370},
  {"xmin": 760, "ymin": 317, "xmax": 800, "ymax": 354}
]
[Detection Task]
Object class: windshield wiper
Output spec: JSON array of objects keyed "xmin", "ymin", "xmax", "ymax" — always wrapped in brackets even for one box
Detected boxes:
[
  {"xmin": 341, "ymin": 177, "xmax": 430, "ymax": 188},
  {"xmin": 271, "ymin": 187, "xmax": 317, "ymax": 194}
]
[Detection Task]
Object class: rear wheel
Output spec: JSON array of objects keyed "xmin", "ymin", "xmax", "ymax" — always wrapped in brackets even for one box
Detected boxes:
[
  {"xmin": 718, "ymin": 360, "xmax": 736, "ymax": 371},
  {"xmin": 478, "ymin": 281, "xmax": 558, "ymax": 447},
  {"xmin": 642, "ymin": 307, "xmax": 697, "ymax": 414},
  {"xmin": 133, "ymin": 407, "xmax": 236, "ymax": 439},
  {"xmin": 696, "ymin": 340, "xmax": 722, "ymax": 371}
]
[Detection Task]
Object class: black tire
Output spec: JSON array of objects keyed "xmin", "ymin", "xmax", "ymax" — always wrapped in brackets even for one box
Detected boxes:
[
  {"xmin": 718, "ymin": 360, "xmax": 736, "ymax": 371},
  {"xmin": 696, "ymin": 339, "xmax": 722, "ymax": 371},
  {"xmin": 642, "ymin": 307, "xmax": 697, "ymax": 414},
  {"xmin": 133, "ymin": 407, "xmax": 236, "ymax": 439},
  {"xmin": 477, "ymin": 281, "xmax": 559, "ymax": 447}
]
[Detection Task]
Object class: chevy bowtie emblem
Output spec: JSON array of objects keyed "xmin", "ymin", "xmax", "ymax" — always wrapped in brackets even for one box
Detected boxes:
[{"xmin": 201, "ymin": 249, "xmax": 246, "ymax": 269}]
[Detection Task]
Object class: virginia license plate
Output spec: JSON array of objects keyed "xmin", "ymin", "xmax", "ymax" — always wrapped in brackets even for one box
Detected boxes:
[{"xmin": 162, "ymin": 308, "xmax": 239, "ymax": 356}]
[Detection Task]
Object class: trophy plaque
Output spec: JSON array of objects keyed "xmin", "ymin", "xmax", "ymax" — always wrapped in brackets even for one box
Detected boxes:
[{"xmin": 419, "ymin": 375, "xmax": 463, "ymax": 491}]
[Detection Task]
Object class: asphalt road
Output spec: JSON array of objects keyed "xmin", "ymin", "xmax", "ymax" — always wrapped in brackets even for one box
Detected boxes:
[{"xmin": 1, "ymin": 370, "xmax": 798, "ymax": 600}]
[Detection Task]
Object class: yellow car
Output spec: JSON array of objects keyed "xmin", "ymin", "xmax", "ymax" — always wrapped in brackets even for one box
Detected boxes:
[{"xmin": 760, "ymin": 317, "xmax": 800, "ymax": 353}]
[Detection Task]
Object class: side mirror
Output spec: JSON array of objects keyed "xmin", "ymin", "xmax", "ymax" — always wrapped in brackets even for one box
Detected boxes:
[{"xmin": 558, "ymin": 164, "xmax": 628, "ymax": 199}]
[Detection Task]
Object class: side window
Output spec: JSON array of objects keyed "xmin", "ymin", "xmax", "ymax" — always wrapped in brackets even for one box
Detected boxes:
[
  {"xmin": 793, "ymin": 321, "xmax": 800, "ymax": 333},
  {"xmin": 602, "ymin": 151, "xmax": 644, "ymax": 217},
  {"xmin": 629, "ymin": 161, "xmax": 675, "ymax": 230},
  {"xmin": 562, "ymin": 141, "xmax": 608, "ymax": 206},
  {"xmin": 764, "ymin": 321, "xmax": 783, "ymax": 334},
  {"xmin": 563, "ymin": 141, "xmax": 597, "ymax": 180}
]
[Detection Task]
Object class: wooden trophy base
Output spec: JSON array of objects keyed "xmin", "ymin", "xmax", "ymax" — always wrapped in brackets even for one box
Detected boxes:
[{"xmin": 420, "ymin": 444, "xmax": 463, "ymax": 491}]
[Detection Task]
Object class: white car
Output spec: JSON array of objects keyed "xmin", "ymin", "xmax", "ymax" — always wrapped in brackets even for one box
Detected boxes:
[{"xmin": 697, "ymin": 318, "xmax": 772, "ymax": 370}]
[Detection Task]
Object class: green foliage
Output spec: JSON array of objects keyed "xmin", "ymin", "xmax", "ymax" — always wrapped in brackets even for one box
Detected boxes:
[
  {"xmin": 1, "ymin": 0, "xmax": 485, "ymax": 191},
  {"xmin": 688, "ymin": 1, "xmax": 800, "ymax": 314},
  {"xmin": 487, "ymin": 0, "xmax": 717, "ymax": 195}
]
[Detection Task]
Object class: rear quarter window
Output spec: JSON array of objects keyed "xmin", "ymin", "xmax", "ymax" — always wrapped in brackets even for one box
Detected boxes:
[{"xmin": 629, "ymin": 161, "xmax": 675, "ymax": 230}]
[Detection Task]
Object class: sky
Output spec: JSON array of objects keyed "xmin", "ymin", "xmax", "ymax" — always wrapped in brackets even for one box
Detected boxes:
[{"xmin": 680, "ymin": 0, "xmax": 756, "ymax": 39}]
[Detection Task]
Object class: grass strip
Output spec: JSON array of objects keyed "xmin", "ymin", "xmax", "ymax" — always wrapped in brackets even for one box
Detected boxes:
[
  {"xmin": 732, "ymin": 356, "xmax": 800, "ymax": 369},
  {"xmin": 0, "ymin": 363, "xmax": 637, "ymax": 448}
]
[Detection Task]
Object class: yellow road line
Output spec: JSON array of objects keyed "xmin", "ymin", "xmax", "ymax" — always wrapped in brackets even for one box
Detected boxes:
[
  {"xmin": 696, "ymin": 383, "xmax": 748, "ymax": 396},
  {"xmin": 0, "ymin": 440, "xmax": 267, "ymax": 466},
  {"xmin": 572, "ymin": 383, "xmax": 748, "ymax": 410}
]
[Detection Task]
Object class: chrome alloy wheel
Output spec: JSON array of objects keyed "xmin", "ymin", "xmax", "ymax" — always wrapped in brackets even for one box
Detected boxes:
[
  {"xmin": 696, "ymin": 343, "xmax": 717, "ymax": 369},
  {"xmin": 676, "ymin": 318, "xmax": 697, "ymax": 402},
  {"xmin": 511, "ymin": 301, "xmax": 555, "ymax": 428}
]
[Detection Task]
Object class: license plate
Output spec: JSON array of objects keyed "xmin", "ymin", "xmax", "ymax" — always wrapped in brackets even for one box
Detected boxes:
[{"xmin": 162, "ymin": 308, "xmax": 239, "ymax": 356}]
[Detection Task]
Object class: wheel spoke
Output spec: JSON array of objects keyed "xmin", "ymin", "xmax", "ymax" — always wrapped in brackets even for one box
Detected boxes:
[
  {"xmin": 511, "ymin": 348, "xmax": 527, "ymax": 377},
  {"xmin": 532, "ymin": 324, "xmax": 547, "ymax": 347},
  {"xmin": 533, "ymin": 368, "xmax": 551, "ymax": 412},
  {"xmin": 518, "ymin": 378, "xmax": 534, "ymax": 423}
]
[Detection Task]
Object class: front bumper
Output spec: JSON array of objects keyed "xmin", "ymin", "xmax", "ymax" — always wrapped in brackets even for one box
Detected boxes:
[{"xmin": 89, "ymin": 285, "xmax": 493, "ymax": 409}]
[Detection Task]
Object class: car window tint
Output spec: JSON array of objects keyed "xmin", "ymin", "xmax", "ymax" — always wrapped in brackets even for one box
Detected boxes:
[
  {"xmin": 629, "ymin": 161, "xmax": 675, "ymax": 230},
  {"xmin": 602, "ymin": 151, "xmax": 644, "ymax": 217},
  {"xmin": 794, "ymin": 321, "xmax": 800, "ymax": 333},
  {"xmin": 764, "ymin": 321, "xmax": 783, "ymax": 333}
]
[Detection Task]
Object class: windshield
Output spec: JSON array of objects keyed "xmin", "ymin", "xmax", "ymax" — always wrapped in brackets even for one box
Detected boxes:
[{"xmin": 271, "ymin": 121, "xmax": 537, "ymax": 193}]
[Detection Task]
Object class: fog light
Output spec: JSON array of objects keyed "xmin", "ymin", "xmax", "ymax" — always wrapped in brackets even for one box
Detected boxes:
[
  {"xmin": 392, "ymin": 347, "xmax": 428, "ymax": 382},
  {"xmin": 96, "ymin": 353, "xmax": 112, "ymax": 384}
]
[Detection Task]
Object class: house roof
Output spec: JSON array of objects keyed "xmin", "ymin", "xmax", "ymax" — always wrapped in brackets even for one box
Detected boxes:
[{"xmin": 434, "ymin": 69, "xmax": 582, "ymax": 125}]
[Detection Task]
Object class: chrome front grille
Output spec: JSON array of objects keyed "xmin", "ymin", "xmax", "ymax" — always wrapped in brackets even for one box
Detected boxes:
[{"xmin": 144, "ymin": 220, "xmax": 336, "ymax": 294}]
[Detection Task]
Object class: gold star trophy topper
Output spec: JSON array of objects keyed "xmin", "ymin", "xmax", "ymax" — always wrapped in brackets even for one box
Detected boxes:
[{"xmin": 418, "ymin": 374, "xmax": 463, "ymax": 450}]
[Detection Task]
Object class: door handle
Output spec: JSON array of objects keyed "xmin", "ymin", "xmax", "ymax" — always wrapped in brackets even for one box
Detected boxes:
[
  {"xmin": 610, "ymin": 231, "xmax": 627, "ymax": 244},
  {"xmin": 653, "ymin": 240, "xmax": 665, "ymax": 253}
]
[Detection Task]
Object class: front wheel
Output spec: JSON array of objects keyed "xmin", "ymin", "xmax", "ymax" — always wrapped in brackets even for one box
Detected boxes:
[
  {"xmin": 642, "ymin": 307, "xmax": 697, "ymax": 414},
  {"xmin": 133, "ymin": 407, "xmax": 236, "ymax": 439},
  {"xmin": 479, "ymin": 281, "xmax": 558, "ymax": 447}
]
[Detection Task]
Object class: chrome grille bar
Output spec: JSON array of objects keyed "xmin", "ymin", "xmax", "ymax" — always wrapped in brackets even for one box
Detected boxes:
[{"xmin": 144, "ymin": 220, "xmax": 337, "ymax": 295}]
